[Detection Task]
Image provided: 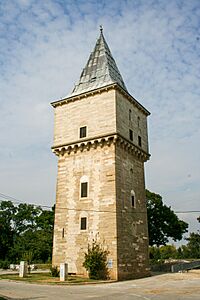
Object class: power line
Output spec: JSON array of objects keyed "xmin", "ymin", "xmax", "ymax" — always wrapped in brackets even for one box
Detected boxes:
[
  {"xmin": 0, "ymin": 192, "xmax": 21, "ymax": 204},
  {"xmin": 0, "ymin": 191, "xmax": 200, "ymax": 215},
  {"xmin": 0, "ymin": 192, "xmax": 52, "ymax": 209},
  {"xmin": 175, "ymin": 211, "xmax": 200, "ymax": 214}
]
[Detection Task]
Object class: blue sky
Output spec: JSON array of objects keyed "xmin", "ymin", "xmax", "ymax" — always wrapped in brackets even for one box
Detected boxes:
[{"xmin": 0, "ymin": 0, "xmax": 200, "ymax": 239}]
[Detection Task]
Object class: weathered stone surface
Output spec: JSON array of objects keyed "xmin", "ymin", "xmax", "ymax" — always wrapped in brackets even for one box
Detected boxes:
[
  {"xmin": 60, "ymin": 263, "xmax": 68, "ymax": 281},
  {"xmin": 116, "ymin": 90, "xmax": 149, "ymax": 154},
  {"xmin": 19, "ymin": 261, "xmax": 27, "ymax": 278},
  {"xmin": 53, "ymin": 89, "xmax": 116, "ymax": 148},
  {"xmin": 52, "ymin": 87, "xmax": 150, "ymax": 280},
  {"xmin": 52, "ymin": 31, "xmax": 150, "ymax": 281},
  {"xmin": 52, "ymin": 142, "xmax": 117, "ymax": 279}
]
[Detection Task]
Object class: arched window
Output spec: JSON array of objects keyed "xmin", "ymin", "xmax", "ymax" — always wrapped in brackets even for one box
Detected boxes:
[{"xmin": 80, "ymin": 217, "xmax": 87, "ymax": 230}]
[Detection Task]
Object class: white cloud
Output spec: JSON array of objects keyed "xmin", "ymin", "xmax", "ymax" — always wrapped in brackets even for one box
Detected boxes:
[{"xmin": 0, "ymin": 0, "xmax": 199, "ymax": 235}]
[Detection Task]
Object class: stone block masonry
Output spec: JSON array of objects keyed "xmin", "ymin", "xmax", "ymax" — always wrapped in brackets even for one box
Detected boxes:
[{"xmin": 51, "ymin": 29, "xmax": 150, "ymax": 280}]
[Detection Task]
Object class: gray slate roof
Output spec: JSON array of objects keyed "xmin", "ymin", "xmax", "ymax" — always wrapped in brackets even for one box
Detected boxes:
[{"xmin": 69, "ymin": 30, "xmax": 127, "ymax": 97}]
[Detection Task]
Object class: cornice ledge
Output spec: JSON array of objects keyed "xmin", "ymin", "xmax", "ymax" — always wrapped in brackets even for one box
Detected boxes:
[
  {"xmin": 52, "ymin": 133, "xmax": 150, "ymax": 162},
  {"xmin": 51, "ymin": 83, "xmax": 150, "ymax": 117},
  {"xmin": 51, "ymin": 84, "xmax": 117, "ymax": 108},
  {"xmin": 52, "ymin": 134, "xmax": 117, "ymax": 156},
  {"xmin": 115, "ymin": 135, "xmax": 150, "ymax": 162}
]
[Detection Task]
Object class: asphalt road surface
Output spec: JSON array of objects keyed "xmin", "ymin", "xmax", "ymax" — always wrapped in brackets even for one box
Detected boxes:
[{"xmin": 0, "ymin": 271, "xmax": 200, "ymax": 300}]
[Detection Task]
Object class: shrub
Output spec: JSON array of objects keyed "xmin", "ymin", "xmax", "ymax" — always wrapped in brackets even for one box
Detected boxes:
[
  {"xmin": 0, "ymin": 260, "xmax": 10, "ymax": 269},
  {"xmin": 50, "ymin": 266, "xmax": 60, "ymax": 277},
  {"xmin": 83, "ymin": 240, "xmax": 109, "ymax": 280}
]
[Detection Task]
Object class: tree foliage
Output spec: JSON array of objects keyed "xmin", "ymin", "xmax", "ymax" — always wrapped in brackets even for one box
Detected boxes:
[
  {"xmin": 0, "ymin": 201, "xmax": 16, "ymax": 260},
  {"xmin": 149, "ymin": 244, "xmax": 177, "ymax": 261},
  {"xmin": 83, "ymin": 240, "xmax": 109, "ymax": 280},
  {"xmin": 0, "ymin": 201, "xmax": 54, "ymax": 264},
  {"xmin": 0, "ymin": 189, "xmax": 196, "ymax": 265},
  {"xmin": 150, "ymin": 238, "xmax": 200, "ymax": 261},
  {"xmin": 185, "ymin": 232, "xmax": 200, "ymax": 258},
  {"xmin": 150, "ymin": 216, "xmax": 200, "ymax": 261},
  {"xmin": 146, "ymin": 190, "xmax": 188, "ymax": 246}
]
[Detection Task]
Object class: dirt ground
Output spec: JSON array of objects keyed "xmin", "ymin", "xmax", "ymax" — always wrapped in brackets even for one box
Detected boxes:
[{"xmin": 0, "ymin": 269, "xmax": 200, "ymax": 300}]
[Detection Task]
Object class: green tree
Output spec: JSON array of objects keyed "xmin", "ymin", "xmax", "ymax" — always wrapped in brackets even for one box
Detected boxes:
[
  {"xmin": 159, "ymin": 245, "xmax": 177, "ymax": 259},
  {"xmin": 146, "ymin": 190, "xmax": 188, "ymax": 246},
  {"xmin": 176, "ymin": 218, "xmax": 200, "ymax": 259},
  {"xmin": 186, "ymin": 232, "xmax": 200, "ymax": 258},
  {"xmin": 13, "ymin": 203, "xmax": 42, "ymax": 234},
  {"xmin": 83, "ymin": 240, "xmax": 109, "ymax": 280},
  {"xmin": 177, "ymin": 245, "xmax": 190, "ymax": 259},
  {"xmin": 0, "ymin": 201, "xmax": 54, "ymax": 263},
  {"xmin": 36, "ymin": 206, "xmax": 55, "ymax": 231},
  {"xmin": 149, "ymin": 245, "xmax": 178, "ymax": 261},
  {"xmin": 13, "ymin": 207, "xmax": 54, "ymax": 263},
  {"xmin": 0, "ymin": 201, "xmax": 16, "ymax": 260},
  {"xmin": 149, "ymin": 246, "xmax": 161, "ymax": 261}
]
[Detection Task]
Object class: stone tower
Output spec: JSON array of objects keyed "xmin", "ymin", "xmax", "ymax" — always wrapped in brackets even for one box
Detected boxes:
[{"xmin": 51, "ymin": 29, "xmax": 150, "ymax": 280}]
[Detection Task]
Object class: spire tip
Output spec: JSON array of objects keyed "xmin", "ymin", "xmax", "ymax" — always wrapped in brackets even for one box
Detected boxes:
[{"xmin": 100, "ymin": 25, "xmax": 103, "ymax": 34}]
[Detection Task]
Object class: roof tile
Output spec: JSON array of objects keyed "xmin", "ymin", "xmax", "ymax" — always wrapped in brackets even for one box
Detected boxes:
[{"xmin": 69, "ymin": 30, "xmax": 127, "ymax": 97}]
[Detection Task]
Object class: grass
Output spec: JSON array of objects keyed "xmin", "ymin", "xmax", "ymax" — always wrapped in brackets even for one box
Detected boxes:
[{"xmin": 0, "ymin": 272, "xmax": 100, "ymax": 285}]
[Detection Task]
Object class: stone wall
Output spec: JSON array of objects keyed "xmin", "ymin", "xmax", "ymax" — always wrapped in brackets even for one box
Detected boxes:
[
  {"xmin": 115, "ymin": 90, "xmax": 150, "ymax": 280},
  {"xmin": 52, "ymin": 142, "xmax": 118, "ymax": 279},
  {"xmin": 116, "ymin": 90, "xmax": 149, "ymax": 154},
  {"xmin": 53, "ymin": 89, "xmax": 116, "ymax": 148},
  {"xmin": 115, "ymin": 144, "xmax": 150, "ymax": 280},
  {"xmin": 52, "ymin": 86, "xmax": 150, "ymax": 280}
]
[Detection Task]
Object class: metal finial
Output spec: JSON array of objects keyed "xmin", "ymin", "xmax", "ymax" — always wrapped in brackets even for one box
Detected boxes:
[{"xmin": 100, "ymin": 25, "xmax": 103, "ymax": 34}]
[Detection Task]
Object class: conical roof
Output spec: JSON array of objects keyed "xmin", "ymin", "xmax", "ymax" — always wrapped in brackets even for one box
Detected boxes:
[{"xmin": 69, "ymin": 28, "xmax": 127, "ymax": 97}]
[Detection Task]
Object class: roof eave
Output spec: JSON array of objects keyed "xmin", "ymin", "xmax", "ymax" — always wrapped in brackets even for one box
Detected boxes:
[{"xmin": 51, "ymin": 83, "xmax": 150, "ymax": 116}]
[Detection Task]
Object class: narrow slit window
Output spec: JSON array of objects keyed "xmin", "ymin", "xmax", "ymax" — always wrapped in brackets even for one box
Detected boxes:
[
  {"xmin": 62, "ymin": 228, "xmax": 65, "ymax": 238},
  {"xmin": 81, "ymin": 182, "xmax": 88, "ymax": 198},
  {"xmin": 131, "ymin": 195, "xmax": 135, "ymax": 207},
  {"xmin": 80, "ymin": 126, "xmax": 87, "ymax": 138},
  {"xmin": 137, "ymin": 116, "xmax": 140, "ymax": 127},
  {"xmin": 129, "ymin": 109, "xmax": 132, "ymax": 121},
  {"xmin": 138, "ymin": 135, "xmax": 142, "ymax": 147},
  {"xmin": 129, "ymin": 129, "xmax": 133, "ymax": 141},
  {"xmin": 81, "ymin": 217, "xmax": 87, "ymax": 230}
]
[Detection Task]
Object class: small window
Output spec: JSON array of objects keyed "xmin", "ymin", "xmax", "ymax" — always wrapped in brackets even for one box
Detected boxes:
[
  {"xmin": 62, "ymin": 228, "xmax": 65, "ymax": 238},
  {"xmin": 80, "ymin": 126, "xmax": 87, "ymax": 138},
  {"xmin": 131, "ymin": 195, "xmax": 135, "ymax": 207},
  {"xmin": 129, "ymin": 109, "xmax": 132, "ymax": 121},
  {"xmin": 129, "ymin": 129, "xmax": 133, "ymax": 141},
  {"xmin": 81, "ymin": 182, "xmax": 88, "ymax": 198},
  {"xmin": 138, "ymin": 136, "xmax": 142, "ymax": 147},
  {"xmin": 81, "ymin": 217, "xmax": 87, "ymax": 230},
  {"xmin": 137, "ymin": 116, "xmax": 140, "ymax": 127}
]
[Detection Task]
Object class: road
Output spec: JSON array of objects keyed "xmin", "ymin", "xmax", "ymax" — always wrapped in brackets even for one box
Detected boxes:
[{"xmin": 0, "ymin": 271, "xmax": 200, "ymax": 300}]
